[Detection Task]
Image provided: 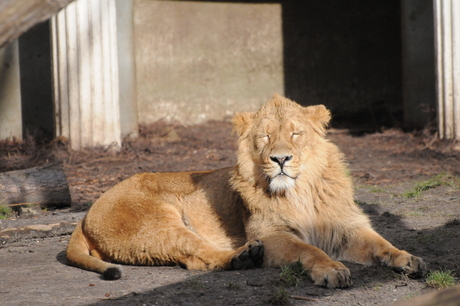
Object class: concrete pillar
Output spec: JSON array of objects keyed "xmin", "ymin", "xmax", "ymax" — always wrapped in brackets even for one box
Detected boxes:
[
  {"xmin": 52, "ymin": 0, "xmax": 121, "ymax": 150},
  {"xmin": 401, "ymin": 0, "xmax": 436, "ymax": 130},
  {"xmin": 434, "ymin": 0, "xmax": 460, "ymax": 139},
  {"xmin": 0, "ymin": 40, "xmax": 22, "ymax": 139},
  {"xmin": 115, "ymin": 0, "xmax": 138, "ymax": 139}
]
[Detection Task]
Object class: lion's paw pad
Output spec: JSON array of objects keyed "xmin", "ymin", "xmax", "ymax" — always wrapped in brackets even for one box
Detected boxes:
[{"xmin": 231, "ymin": 240, "xmax": 264, "ymax": 270}]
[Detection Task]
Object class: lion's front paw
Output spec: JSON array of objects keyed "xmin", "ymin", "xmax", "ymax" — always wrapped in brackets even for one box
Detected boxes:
[
  {"xmin": 310, "ymin": 261, "xmax": 352, "ymax": 289},
  {"xmin": 231, "ymin": 240, "xmax": 264, "ymax": 270},
  {"xmin": 392, "ymin": 253, "xmax": 427, "ymax": 278}
]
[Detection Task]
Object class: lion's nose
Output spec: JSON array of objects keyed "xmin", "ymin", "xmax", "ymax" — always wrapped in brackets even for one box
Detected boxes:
[{"xmin": 270, "ymin": 155, "xmax": 293, "ymax": 167}]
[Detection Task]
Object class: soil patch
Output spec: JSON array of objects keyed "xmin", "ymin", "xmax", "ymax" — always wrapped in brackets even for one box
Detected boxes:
[{"xmin": 1, "ymin": 121, "xmax": 459, "ymax": 305}]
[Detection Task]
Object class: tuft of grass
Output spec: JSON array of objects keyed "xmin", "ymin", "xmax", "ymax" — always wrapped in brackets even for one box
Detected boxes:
[
  {"xmin": 370, "ymin": 185, "xmax": 388, "ymax": 193},
  {"xmin": 226, "ymin": 282, "xmax": 241, "ymax": 290},
  {"xmin": 270, "ymin": 287, "xmax": 291, "ymax": 305},
  {"xmin": 402, "ymin": 174, "xmax": 446, "ymax": 198},
  {"xmin": 402, "ymin": 293, "xmax": 420, "ymax": 301},
  {"xmin": 0, "ymin": 205, "xmax": 13, "ymax": 219},
  {"xmin": 186, "ymin": 277, "xmax": 204, "ymax": 290},
  {"xmin": 279, "ymin": 260, "xmax": 307, "ymax": 287},
  {"xmin": 426, "ymin": 269, "xmax": 457, "ymax": 289},
  {"xmin": 354, "ymin": 200, "xmax": 368, "ymax": 206},
  {"xmin": 405, "ymin": 211, "xmax": 424, "ymax": 217},
  {"xmin": 270, "ymin": 261, "xmax": 307, "ymax": 305}
]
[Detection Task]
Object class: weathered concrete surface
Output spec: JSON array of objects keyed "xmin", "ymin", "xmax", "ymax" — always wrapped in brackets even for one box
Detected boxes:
[
  {"xmin": 0, "ymin": 0, "xmax": 74, "ymax": 48},
  {"xmin": 0, "ymin": 40, "xmax": 22, "ymax": 139},
  {"xmin": 0, "ymin": 209, "xmax": 82, "ymax": 243},
  {"xmin": 0, "ymin": 221, "xmax": 77, "ymax": 242},
  {"xmin": 115, "ymin": 0, "xmax": 138, "ymax": 139},
  {"xmin": 134, "ymin": 1, "xmax": 284, "ymax": 124}
]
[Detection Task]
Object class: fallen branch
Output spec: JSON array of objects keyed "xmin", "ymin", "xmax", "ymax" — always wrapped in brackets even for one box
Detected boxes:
[
  {"xmin": 290, "ymin": 295, "xmax": 320, "ymax": 301},
  {"xmin": 3, "ymin": 201, "xmax": 61, "ymax": 207}
]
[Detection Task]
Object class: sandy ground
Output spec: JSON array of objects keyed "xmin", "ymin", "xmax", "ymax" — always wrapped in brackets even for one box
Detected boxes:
[{"xmin": 0, "ymin": 121, "xmax": 459, "ymax": 306}]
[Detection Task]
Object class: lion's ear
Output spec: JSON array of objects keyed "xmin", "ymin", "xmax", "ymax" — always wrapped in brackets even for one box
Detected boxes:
[
  {"xmin": 232, "ymin": 112, "xmax": 254, "ymax": 136},
  {"xmin": 303, "ymin": 105, "xmax": 331, "ymax": 134}
]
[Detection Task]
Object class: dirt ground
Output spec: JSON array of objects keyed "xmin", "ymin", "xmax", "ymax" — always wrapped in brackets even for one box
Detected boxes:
[{"xmin": 0, "ymin": 120, "xmax": 459, "ymax": 306}]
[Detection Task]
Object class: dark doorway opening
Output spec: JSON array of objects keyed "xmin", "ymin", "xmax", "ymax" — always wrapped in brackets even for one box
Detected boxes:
[
  {"xmin": 19, "ymin": 20, "xmax": 54, "ymax": 140},
  {"xmin": 281, "ymin": 1, "xmax": 403, "ymax": 131}
]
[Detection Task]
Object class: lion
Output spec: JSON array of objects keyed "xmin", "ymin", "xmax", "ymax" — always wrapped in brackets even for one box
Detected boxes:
[{"xmin": 66, "ymin": 93, "xmax": 426, "ymax": 288}]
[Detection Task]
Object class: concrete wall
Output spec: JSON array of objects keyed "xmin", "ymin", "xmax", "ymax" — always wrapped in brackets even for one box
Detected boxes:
[
  {"xmin": 0, "ymin": 40, "xmax": 22, "ymax": 139},
  {"xmin": 133, "ymin": 0, "xmax": 284, "ymax": 124}
]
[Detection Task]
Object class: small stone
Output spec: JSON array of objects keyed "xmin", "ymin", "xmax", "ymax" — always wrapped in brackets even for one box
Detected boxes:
[{"xmin": 26, "ymin": 224, "xmax": 52, "ymax": 231}]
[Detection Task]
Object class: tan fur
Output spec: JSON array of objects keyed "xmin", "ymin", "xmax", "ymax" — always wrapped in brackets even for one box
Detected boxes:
[{"xmin": 66, "ymin": 93, "xmax": 426, "ymax": 288}]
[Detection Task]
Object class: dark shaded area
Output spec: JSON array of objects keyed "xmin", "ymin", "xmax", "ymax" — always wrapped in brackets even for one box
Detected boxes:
[
  {"xmin": 401, "ymin": 0, "xmax": 436, "ymax": 130},
  {"xmin": 18, "ymin": 20, "xmax": 54, "ymax": 140},
  {"xmin": 282, "ymin": 1, "xmax": 403, "ymax": 131}
]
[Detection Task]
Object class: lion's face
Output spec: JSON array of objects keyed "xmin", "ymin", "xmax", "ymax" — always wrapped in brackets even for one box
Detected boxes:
[
  {"xmin": 251, "ymin": 116, "xmax": 307, "ymax": 193},
  {"xmin": 232, "ymin": 93, "xmax": 331, "ymax": 194}
]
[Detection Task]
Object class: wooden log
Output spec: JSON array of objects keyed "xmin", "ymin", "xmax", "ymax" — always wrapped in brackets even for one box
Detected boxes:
[
  {"xmin": 390, "ymin": 286, "xmax": 460, "ymax": 306},
  {"xmin": 0, "ymin": 0, "xmax": 75, "ymax": 49},
  {"xmin": 0, "ymin": 165, "xmax": 71, "ymax": 208}
]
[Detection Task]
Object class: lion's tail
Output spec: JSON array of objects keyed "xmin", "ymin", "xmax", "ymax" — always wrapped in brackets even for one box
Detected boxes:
[{"xmin": 66, "ymin": 222, "xmax": 122, "ymax": 280}]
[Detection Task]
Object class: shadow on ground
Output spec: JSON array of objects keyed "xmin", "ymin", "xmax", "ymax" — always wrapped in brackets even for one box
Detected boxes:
[{"xmin": 69, "ymin": 205, "xmax": 460, "ymax": 306}]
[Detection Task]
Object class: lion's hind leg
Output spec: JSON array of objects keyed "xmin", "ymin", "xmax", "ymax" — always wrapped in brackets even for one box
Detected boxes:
[
  {"xmin": 134, "ymin": 205, "xmax": 264, "ymax": 271},
  {"xmin": 172, "ymin": 238, "xmax": 264, "ymax": 271}
]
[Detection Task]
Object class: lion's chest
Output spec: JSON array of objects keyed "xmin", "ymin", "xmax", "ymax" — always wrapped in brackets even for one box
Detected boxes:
[{"xmin": 280, "ymin": 196, "xmax": 340, "ymax": 250}]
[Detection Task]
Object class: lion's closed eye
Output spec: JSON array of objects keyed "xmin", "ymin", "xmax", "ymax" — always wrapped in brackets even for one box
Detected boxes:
[
  {"xmin": 259, "ymin": 134, "xmax": 270, "ymax": 139},
  {"xmin": 291, "ymin": 131, "xmax": 304, "ymax": 139}
]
